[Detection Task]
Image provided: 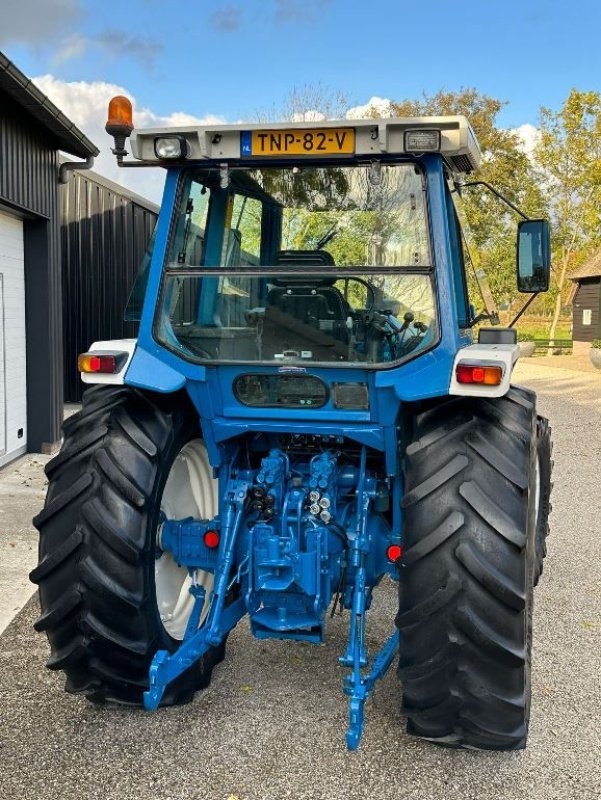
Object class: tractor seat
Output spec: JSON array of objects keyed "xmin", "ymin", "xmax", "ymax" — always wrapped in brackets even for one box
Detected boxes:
[
  {"xmin": 267, "ymin": 287, "xmax": 332, "ymax": 325},
  {"xmin": 269, "ymin": 251, "xmax": 348, "ymax": 322}
]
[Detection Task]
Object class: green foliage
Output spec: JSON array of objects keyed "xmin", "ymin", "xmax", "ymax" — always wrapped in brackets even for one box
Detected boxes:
[
  {"xmin": 253, "ymin": 163, "xmax": 429, "ymax": 271},
  {"xmin": 536, "ymin": 90, "xmax": 601, "ymax": 253},
  {"xmin": 516, "ymin": 330, "xmax": 534, "ymax": 342},
  {"xmin": 534, "ymin": 89, "xmax": 601, "ymax": 343},
  {"xmin": 390, "ymin": 89, "xmax": 547, "ymax": 307},
  {"xmin": 591, "ymin": 339, "xmax": 601, "ymax": 349},
  {"xmin": 258, "ymin": 84, "xmax": 601, "ymax": 333}
]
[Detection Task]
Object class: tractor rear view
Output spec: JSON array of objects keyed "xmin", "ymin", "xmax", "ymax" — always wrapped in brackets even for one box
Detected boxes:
[{"xmin": 31, "ymin": 100, "xmax": 553, "ymax": 750}]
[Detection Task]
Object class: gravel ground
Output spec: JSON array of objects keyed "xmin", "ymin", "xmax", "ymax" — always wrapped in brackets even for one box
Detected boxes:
[
  {"xmin": 0, "ymin": 454, "xmax": 50, "ymax": 635},
  {"xmin": 0, "ymin": 362, "xmax": 600, "ymax": 800}
]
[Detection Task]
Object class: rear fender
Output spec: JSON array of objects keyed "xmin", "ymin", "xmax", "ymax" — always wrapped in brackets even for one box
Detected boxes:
[
  {"xmin": 79, "ymin": 339, "xmax": 186, "ymax": 393},
  {"xmin": 80, "ymin": 339, "xmax": 137, "ymax": 386},
  {"xmin": 449, "ymin": 343, "xmax": 519, "ymax": 398}
]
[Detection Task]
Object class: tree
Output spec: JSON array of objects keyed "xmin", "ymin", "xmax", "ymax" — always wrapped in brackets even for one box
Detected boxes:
[
  {"xmin": 534, "ymin": 90, "xmax": 601, "ymax": 350},
  {"xmin": 391, "ymin": 89, "xmax": 547, "ymax": 307},
  {"xmin": 254, "ymin": 84, "xmax": 349, "ymax": 123},
  {"xmin": 256, "ymin": 86, "xmax": 548, "ymax": 316}
]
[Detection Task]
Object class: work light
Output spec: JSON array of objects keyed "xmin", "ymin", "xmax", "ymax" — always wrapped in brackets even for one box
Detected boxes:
[{"xmin": 154, "ymin": 136, "xmax": 188, "ymax": 159}]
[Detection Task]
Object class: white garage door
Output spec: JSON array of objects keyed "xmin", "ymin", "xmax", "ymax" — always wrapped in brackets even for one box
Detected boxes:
[{"xmin": 0, "ymin": 211, "xmax": 27, "ymax": 464}]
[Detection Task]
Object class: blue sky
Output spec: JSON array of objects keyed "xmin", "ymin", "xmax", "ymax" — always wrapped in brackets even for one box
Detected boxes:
[
  {"xmin": 4, "ymin": 0, "xmax": 599, "ymax": 125},
  {"xmin": 1, "ymin": 0, "xmax": 598, "ymax": 199}
]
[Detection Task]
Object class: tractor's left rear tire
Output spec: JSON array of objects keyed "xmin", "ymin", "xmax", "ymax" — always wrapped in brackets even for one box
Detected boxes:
[
  {"xmin": 30, "ymin": 385, "xmax": 226, "ymax": 706},
  {"xmin": 397, "ymin": 386, "xmax": 544, "ymax": 750}
]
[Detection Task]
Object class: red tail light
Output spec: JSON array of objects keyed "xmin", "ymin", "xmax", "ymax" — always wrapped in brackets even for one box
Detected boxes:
[
  {"xmin": 78, "ymin": 351, "xmax": 128, "ymax": 374},
  {"xmin": 78, "ymin": 353, "xmax": 118, "ymax": 373},
  {"xmin": 456, "ymin": 363, "xmax": 503, "ymax": 386}
]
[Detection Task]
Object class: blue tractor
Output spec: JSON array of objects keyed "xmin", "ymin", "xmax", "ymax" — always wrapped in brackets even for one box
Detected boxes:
[{"xmin": 31, "ymin": 99, "xmax": 553, "ymax": 750}]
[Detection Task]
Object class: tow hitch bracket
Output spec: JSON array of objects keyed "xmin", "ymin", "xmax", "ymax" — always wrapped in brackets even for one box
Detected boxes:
[
  {"xmin": 344, "ymin": 630, "xmax": 400, "ymax": 750},
  {"xmin": 144, "ymin": 479, "xmax": 249, "ymax": 711},
  {"xmin": 339, "ymin": 447, "xmax": 400, "ymax": 749}
]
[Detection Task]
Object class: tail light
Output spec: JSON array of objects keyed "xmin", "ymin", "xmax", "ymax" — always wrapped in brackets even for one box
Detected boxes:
[
  {"xmin": 455, "ymin": 363, "xmax": 503, "ymax": 386},
  {"xmin": 78, "ymin": 352, "xmax": 127, "ymax": 374}
]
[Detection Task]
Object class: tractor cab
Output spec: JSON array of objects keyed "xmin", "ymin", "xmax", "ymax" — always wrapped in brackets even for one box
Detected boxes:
[{"xmin": 149, "ymin": 159, "xmax": 437, "ymax": 368}]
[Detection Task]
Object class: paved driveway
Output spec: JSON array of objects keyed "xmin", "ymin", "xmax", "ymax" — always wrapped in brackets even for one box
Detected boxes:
[{"xmin": 0, "ymin": 362, "xmax": 600, "ymax": 800}]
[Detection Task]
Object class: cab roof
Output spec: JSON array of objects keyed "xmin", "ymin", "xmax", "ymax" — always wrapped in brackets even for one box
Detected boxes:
[{"xmin": 129, "ymin": 115, "xmax": 481, "ymax": 174}]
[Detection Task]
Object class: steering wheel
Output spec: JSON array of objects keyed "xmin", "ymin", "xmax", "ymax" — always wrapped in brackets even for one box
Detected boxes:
[{"xmin": 338, "ymin": 276, "xmax": 376, "ymax": 314}]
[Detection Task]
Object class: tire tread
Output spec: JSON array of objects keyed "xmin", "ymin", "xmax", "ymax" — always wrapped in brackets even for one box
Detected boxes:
[
  {"xmin": 397, "ymin": 387, "xmax": 546, "ymax": 750},
  {"xmin": 32, "ymin": 386, "xmax": 225, "ymax": 706}
]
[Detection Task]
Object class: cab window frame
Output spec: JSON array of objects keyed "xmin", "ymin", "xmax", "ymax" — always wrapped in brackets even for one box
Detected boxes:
[{"xmin": 153, "ymin": 160, "xmax": 442, "ymax": 371}]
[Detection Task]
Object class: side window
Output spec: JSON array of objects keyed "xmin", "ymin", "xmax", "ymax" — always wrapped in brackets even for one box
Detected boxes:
[
  {"xmin": 223, "ymin": 194, "xmax": 263, "ymax": 266},
  {"xmin": 124, "ymin": 226, "xmax": 156, "ymax": 323},
  {"xmin": 171, "ymin": 177, "xmax": 211, "ymax": 266},
  {"xmin": 446, "ymin": 187, "xmax": 470, "ymax": 328},
  {"xmin": 451, "ymin": 189, "xmax": 499, "ymax": 327}
]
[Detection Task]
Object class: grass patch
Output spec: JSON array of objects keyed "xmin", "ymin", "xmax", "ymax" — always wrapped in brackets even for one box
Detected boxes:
[{"xmin": 515, "ymin": 323, "xmax": 572, "ymax": 341}]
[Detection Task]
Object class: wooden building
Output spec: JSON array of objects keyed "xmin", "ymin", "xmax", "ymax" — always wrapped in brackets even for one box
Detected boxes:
[{"xmin": 569, "ymin": 250, "xmax": 601, "ymax": 352}]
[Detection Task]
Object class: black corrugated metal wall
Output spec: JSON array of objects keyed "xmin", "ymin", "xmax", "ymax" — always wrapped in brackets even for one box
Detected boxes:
[
  {"xmin": 0, "ymin": 93, "xmax": 63, "ymax": 451},
  {"xmin": 61, "ymin": 171, "xmax": 158, "ymax": 401}
]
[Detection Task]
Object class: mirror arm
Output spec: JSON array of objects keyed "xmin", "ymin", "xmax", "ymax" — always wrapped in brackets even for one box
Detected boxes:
[
  {"xmin": 467, "ymin": 310, "xmax": 495, "ymax": 328},
  {"xmin": 509, "ymin": 293, "xmax": 539, "ymax": 328},
  {"xmin": 458, "ymin": 181, "xmax": 530, "ymax": 221}
]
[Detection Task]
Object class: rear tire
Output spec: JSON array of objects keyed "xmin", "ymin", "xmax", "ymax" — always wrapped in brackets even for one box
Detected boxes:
[
  {"xmin": 533, "ymin": 416, "xmax": 552, "ymax": 585},
  {"xmin": 30, "ymin": 385, "xmax": 226, "ymax": 706},
  {"xmin": 397, "ymin": 386, "xmax": 542, "ymax": 750}
]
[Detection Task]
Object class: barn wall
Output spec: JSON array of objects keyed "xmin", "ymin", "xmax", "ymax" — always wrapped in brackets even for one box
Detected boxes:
[
  {"xmin": 572, "ymin": 278, "xmax": 601, "ymax": 343},
  {"xmin": 0, "ymin": 91, "xmax": 63, "ymax": 452},
  {"xmin": 61, "ymin": 171, "xmax": 158, "ymax": 401}
]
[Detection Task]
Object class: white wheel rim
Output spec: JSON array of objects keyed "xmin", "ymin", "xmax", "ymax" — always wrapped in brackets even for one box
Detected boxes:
[{"xmin": 155, "ymin": 439, "xmax": 217, "ymax": 641}]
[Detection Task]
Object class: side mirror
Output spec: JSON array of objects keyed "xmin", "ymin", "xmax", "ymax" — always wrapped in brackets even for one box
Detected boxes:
[{"xmin": 517, "ymin": 219, "xmax": 551, "ymax": 293}]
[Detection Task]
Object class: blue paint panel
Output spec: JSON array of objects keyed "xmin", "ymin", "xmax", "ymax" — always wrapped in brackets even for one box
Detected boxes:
[{"xmin": 126, "ymin": 346, "xmax": 189, "ymax": 392}]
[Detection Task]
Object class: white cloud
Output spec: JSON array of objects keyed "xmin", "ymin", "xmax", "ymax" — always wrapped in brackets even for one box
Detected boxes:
[
  {"xmin": 291, "ymin": 109, "xmax": 326, "ymax": 122},
  {"xmin": 52, "ymin": 30, "xmax": 162, "ymax": 69},
  {"xmin": 52, "ymin": 34, "xmax": 88, "ymax": 66},
  {"xmin": 208, "ymin": 6, "xmax": 244, "ymax": 32},
  {"xmin": 346, "ymin": 96, "xmax": 393, "ymax": 119},
  {"xmin": 512, "ymin": 123, "xmax": 540, "ymax": 157},
  {"xmin": 32, "ymin": 74, "xmax": 225, "ymax": 203}
]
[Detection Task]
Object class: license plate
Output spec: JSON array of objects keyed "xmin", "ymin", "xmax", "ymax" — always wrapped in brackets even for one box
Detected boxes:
[{"xmin": 241, "ymin": 128, "xmax": 355, "ymax": 157}]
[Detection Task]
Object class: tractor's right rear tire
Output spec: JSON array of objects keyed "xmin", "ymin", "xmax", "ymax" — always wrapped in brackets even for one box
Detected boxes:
[
  {"xmin": 30, "ymin": 385, "xmax": 226, "ymax": 706},
  {"xmin": 533, "ymin": 416, "xmax": 552, "ymax": 585},
  {"xmin": 397, "ymin": 386, "xmax": 542, "ymax": 750}
]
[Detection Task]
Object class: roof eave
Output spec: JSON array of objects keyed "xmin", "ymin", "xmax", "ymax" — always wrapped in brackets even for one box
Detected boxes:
[{"xmin": 0, "ymin": 51, "xmax": 99, "ymax": 159}]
